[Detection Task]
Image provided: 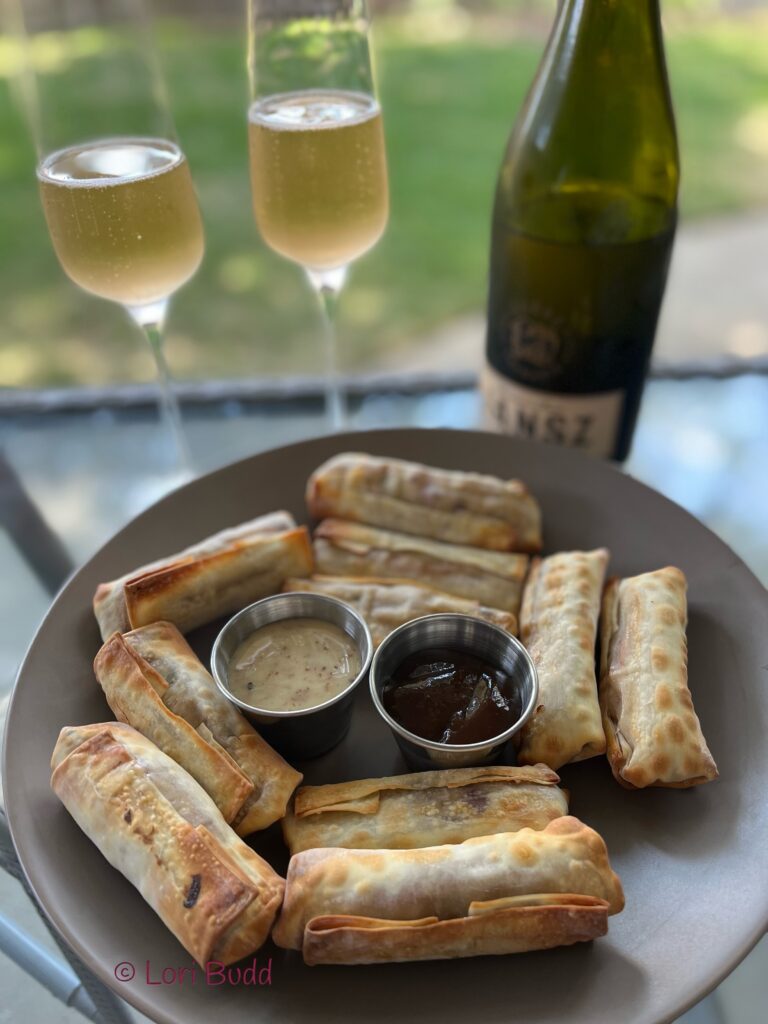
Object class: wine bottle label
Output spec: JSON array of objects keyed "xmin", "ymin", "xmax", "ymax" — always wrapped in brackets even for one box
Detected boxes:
[{"xmin": 481, "ymin": 363, "xmax": 623, "ymax": 458}]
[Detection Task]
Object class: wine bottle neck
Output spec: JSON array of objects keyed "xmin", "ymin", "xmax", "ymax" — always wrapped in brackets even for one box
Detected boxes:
[
  {"xmin": 557, "ymin": 0, "xmax": 662, "ymax": 23},
  {"xmin": 497, "ymin": 0, "xmax": 678, "ymax": 243},
  {"xmin": 551, "ymin": 0, "xmax": 663, "ymax": 64}
]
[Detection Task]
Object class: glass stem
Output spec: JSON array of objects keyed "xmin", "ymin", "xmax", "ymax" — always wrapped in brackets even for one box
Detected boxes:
[
  {"xmin": 127, "ymin": 300, "xmax": 192, "ymax": 475},
  {"xmin": 307, "ymin": 266, "xmax": 348, "ymax": 432}
]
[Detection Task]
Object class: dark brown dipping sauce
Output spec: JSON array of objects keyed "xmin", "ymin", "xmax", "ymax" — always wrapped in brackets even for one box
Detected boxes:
[{"xmin": 381, "ymin": 647, "xmax": 521, "ymax": 745}]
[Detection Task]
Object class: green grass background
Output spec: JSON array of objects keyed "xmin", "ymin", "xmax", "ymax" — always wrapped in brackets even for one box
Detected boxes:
[{"xmin": 1, "ymin": 11, "xmax": 767, "ymax": 387}]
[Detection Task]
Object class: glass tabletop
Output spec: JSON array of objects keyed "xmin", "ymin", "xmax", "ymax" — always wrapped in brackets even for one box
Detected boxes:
[{"xmin": 2, "ymin": 373, "xmax": 766, "ymax": 573}]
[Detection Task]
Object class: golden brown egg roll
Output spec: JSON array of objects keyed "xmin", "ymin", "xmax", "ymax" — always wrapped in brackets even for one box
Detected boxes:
[
  {"xmin": 281, "ymin": 575, "xmax": 517, "ymax": 644},
  {"xmin": 273, "ymin": 816, "xmax": 623, "ymax": 964},
  {"xmin": 51, "ymin": 723, "xmax": 285, "ymax": 967},
  {"xmin": 93, "ymin": 512, "xmax": 312, "ymax": 639},
  {"xmin": 94, "ymin": 622, "xmax": 302, "ymax": 834},
  {"xmin": 282, "ymin": 764, "xmax": 568, "ymax": 854},
  {"xmin": 306, "ymin": 452, "xmax": 542, "ymax": 552},
  {"xmin": 517, "ymin": 548, "xmax": 609, "ymax": 770},
  {"xmin": 302, "ymin": 894, "xmax": 611, "ymax": 965},
  {"xmin": 599, "ymin": 566, "xmax": 718, "ymax": 789},
  {"xmin": 313, "ymin": 519, "xmax": 528, "ymax": 615}
]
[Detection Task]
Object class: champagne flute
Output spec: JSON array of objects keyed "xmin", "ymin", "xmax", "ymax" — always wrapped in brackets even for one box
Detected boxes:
[
  {"xmin": 247, "ymin": 0, "xmax": 389, "ymax": 429},
  {"xmin": 14, "ymin": 0, "xmax": 204, "ymax": 474}
]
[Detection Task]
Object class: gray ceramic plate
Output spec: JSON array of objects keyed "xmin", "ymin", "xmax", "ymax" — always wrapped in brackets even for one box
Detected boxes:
[{"xmin": 4, "ymin": 429, "xmax": 768, "ymax": 1024}]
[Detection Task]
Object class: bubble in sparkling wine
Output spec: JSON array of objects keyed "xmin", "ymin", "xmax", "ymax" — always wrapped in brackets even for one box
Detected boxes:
[
  {"xmin": 37, "ymin": 138, "xmax": 204, "ymax": 305},
  {"xmin": 248, "ymin": 89, "xmax": 388, "ymax": 270}
]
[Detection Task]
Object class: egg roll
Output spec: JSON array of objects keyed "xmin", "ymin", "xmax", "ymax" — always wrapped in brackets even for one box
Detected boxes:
[
  {"xmin": 282, "ymin": 764, "xmax": 567, "ymax": 854},
  {"xmin": 313, "ymin": 519, "xmax": 528, "ymax": 615},
  {"xmin": 306, "ymin": 452, "xmax": 542, "ymax": 552},
  {"xmin": 599, "ymin": 566, "xmax": 718, "ymax": 789},
  {"xmin": 302, "ymin": 894, "xmax": 612, "ymax": 965},
  {"xmin": 281, "ymin": 575, "xmax": 517, "ymax": 644},
  {"xmin": 93, "ymin": 512, "xmax": 312, "ymax": 639},
  {"xmin": 51, "ymin": 723, "xmax": 285, "ymax": 967},
  {"xmin": 273, "ymin": 816, "xmax": 623, "ymax": 964},
  {"xmin": 94, "ymin": 622, "xmax": 302, "ymax": 834},
  {"xmin": 517, "ymin": 549, "xmax": 609, "ymax": 770}
]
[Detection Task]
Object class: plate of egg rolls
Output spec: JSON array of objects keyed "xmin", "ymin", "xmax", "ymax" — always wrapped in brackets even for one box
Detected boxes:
[{"xmin": 4, "ymin": 428, "xmax": 768, "ymax": 1024}]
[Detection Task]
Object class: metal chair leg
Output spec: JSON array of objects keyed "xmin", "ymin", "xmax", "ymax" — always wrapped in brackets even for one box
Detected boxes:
[
  {"xmin": 0, "ymin": 447, "xmax": 73, "ymax": 593},
  {"xmin": 0, "ymin": 912, "xmax": 103, "ymax": 1021},
  {"xmin": 0, "ymin": 810, "xmax": 134, "ymax": 1024}
]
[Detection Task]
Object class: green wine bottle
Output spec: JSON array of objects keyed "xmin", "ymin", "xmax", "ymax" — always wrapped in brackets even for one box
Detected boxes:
[{"xmin": 484, "ymin": 0, "xmax": 679, "ymax": 461}]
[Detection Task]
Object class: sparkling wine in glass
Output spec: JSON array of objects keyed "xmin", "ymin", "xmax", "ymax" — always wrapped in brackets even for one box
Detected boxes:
[
  {"xmin": 248, "ymin": 1, "xmax": 389, "ymax": 428},
  {"xmin": 15, "ymin": 0, "xmax": 204, "ymax": 474}
]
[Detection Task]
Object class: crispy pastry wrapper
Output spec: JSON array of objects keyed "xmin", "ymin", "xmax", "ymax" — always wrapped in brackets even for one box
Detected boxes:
[
  {"xmin": 599, "ymin": 566, "xmax": 718, "ymax": 789},
  {"xmin": 94, "ymin": 622, "xmax": 302, "ymax": 834},
  {"xmin": 273, "ymin": 815, "xmax": 624, "ymax": 957},
  {"xmin": 306, "ymin": 452, "xmax": 542, "ymax": 553},
  {"xmin": 302, "ymin": 894, "xmax": 610, "ymax": 965},
  {"xmin": 93, "ymin": 511, "xmax": 311, "ymax": 639},
  {"xmin": 51, "ymin": 723, "xmax": 285, "ymax": 967},
  {"xmin": 282, "ymin": 764, "xmax": 567, "ymax": 853},
  {"xmin": 281, "ymin": 575, "xmax": 517, "ymax": 644},
  {"xmin": 312, "ymin": 519, "xmax": 528, "ymax": 615},
  {"xmin": 517, "ymin": 548, "xmax": 609, "ymax": 770}
]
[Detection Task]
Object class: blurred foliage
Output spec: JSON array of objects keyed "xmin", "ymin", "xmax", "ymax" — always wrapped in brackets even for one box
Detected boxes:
[
  {"xmin": 0, "ymin": 8, "xmax": 767, "ymax": 387},
  {"xmin": 252, "ymin": 18, "xmax": 374, "ymax": 96},
  {"xmin": 375, "ymin": 0, "xmax": 728, "ymax": 15}
]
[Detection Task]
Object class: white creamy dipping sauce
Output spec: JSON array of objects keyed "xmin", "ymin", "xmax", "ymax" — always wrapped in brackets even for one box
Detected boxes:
[{"xmin": 228, "ymin": 617, "xmax": 361, "ymax": 711}]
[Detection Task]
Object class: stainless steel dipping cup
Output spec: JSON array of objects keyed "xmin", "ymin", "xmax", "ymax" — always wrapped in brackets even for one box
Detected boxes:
[
  {"xmin": 211, "ymin": 592, "xmax": 373, "ymax": 760},
  {"xmin": 369, "ymin": 613, "xmax": 538, "ymax": 771}
]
